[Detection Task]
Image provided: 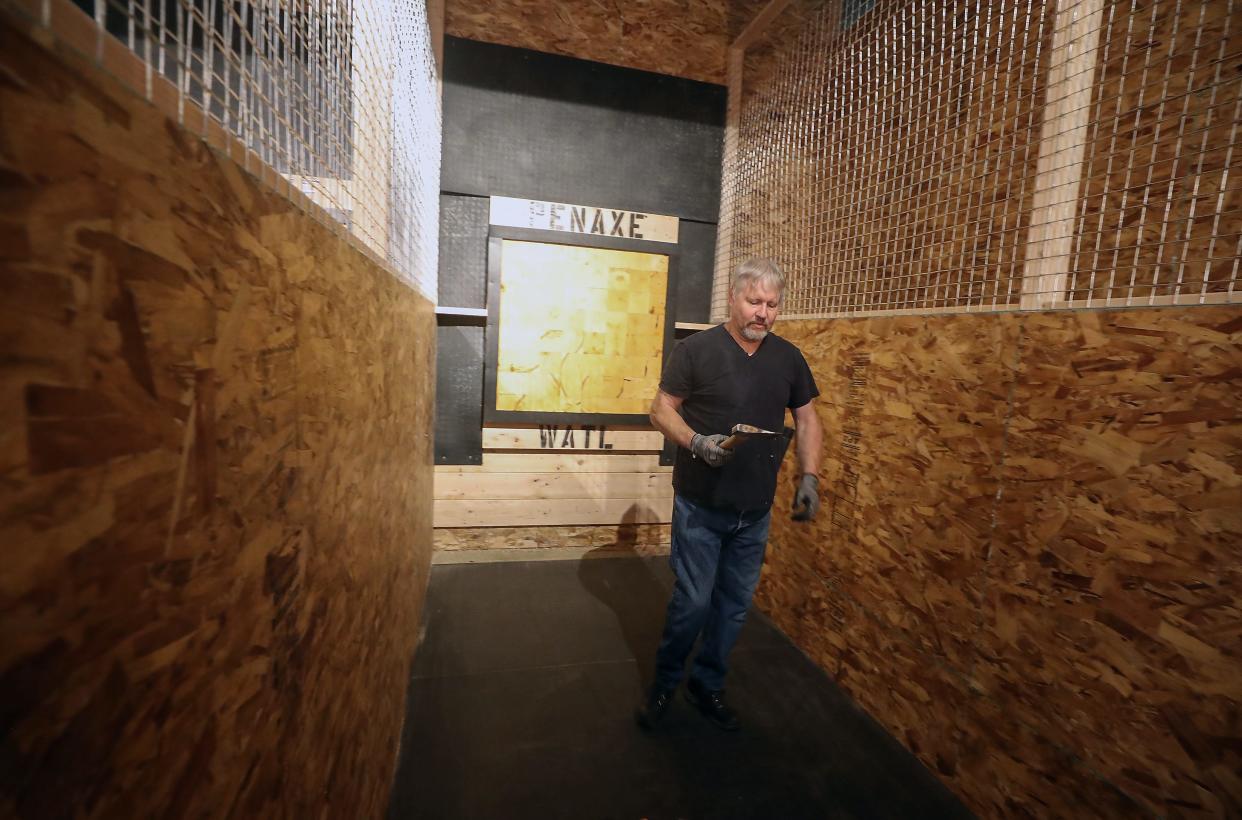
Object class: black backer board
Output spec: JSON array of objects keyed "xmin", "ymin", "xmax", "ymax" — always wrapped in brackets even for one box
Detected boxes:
[
  {"xmin": 438, "ymin": 194, "xmax": 490, "ymax": 309},
  {"xmin": 675, "ymin": 220, "xmax": 716, "ymax": 324},
  {"xmin": 435, "ymin": 325, "xmax": 484, "ymax": 465},
  {"xmin": 442, "ymin": 37, "xmax": 725, "ymax": 224}
]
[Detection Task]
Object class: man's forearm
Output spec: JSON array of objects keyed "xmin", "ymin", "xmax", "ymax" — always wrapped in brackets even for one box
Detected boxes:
[
  {"xmin": 650, "ymin": 402, "xmax": 695, "ymax": 450},
  {"xmin": 795, "ymin": 413, "xmax": 823, "ymax": 477}
]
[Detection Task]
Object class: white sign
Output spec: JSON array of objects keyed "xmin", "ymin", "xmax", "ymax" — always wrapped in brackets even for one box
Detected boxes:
[{"xmin": 489, "ymin": 196, "xmax": 679, "ymax": 244}]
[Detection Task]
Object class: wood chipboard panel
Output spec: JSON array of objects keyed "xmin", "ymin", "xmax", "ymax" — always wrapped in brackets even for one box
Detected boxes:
[
  {"xmin": 757, "ymin": 307, "xmax": 1242, "ymax": 817},
  {"xmin": 444, "ymin": 0, "xmax": 769, "ymax": 84},
  {"xmin": 981, "ymin": 308, "xmax": 1242, "ymax": 815},
  {"xmin": 0, "ymin": 17, "xmax": 435, "ymax": 819}
]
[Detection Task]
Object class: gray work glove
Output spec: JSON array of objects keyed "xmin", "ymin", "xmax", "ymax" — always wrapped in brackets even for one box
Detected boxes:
[
  {"xmin": 792, "ymin": 473, "xmax": 820, "ymax": 521},
  {"xmin": 690, "ymin": 433, "xmax": 734, "ymax": 468}
]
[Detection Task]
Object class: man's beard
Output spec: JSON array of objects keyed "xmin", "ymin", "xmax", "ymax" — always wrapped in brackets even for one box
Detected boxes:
[{"xmin": 741, "ymin": 324, "xmax": 769, "ymax": 341}]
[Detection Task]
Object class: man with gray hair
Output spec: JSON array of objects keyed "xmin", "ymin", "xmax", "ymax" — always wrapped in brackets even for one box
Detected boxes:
[{"xmin": 637, "ymin": 257, "xmax": 823, "ymax": 731}]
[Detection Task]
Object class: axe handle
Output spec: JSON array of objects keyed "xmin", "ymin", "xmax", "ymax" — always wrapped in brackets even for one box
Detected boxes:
[{"xmin": 719, "ymin": 429, "xmax": 781, "ymax": 450}]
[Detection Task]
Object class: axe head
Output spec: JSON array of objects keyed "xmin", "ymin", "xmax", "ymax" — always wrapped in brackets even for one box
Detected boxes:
[{"xmin": 720, "ymin": 423, "xmax": 781, "ymax": 450}]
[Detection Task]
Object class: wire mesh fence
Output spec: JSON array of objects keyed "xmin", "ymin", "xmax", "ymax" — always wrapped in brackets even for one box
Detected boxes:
[
  {"xmin": 9, "ymin": 0, "xmax": 441, "ymax": 298},
  {"xmin": 714, "ymin": 0, "xmax": 1241, "ymax": 319}
]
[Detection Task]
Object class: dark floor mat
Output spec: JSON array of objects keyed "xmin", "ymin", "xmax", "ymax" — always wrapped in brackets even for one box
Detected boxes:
[{"xmin": 387, "ymin": 555, "xmax": 973, "ymax": 820}]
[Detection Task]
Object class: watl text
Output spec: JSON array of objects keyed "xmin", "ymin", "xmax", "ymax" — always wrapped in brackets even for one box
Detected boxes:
[{"xmin": 539, "ymin": 425, "xmax": 614, "ymax": 449}]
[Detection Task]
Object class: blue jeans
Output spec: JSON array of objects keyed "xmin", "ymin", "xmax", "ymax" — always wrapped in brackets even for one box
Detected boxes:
[{"xmin": 653, "ymin": 494, "xmax": 772, "ymax": 692}]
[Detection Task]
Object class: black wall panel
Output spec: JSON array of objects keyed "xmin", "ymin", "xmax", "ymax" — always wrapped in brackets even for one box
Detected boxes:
[
  {"xmin": 442, "ymin": 37, "xmax": 726, "ymax": 223},
  {"xmin": 435, "ymin": 325, "xmax": 484, "ymax": 464},
  {"xmin": 438, "ymin": 194, "xmax": 489, "ymax": 308},
  {"xmin": 675, "ymin": 220, "xmax": 716, "ymax": 323},
  {"xmin": 436, "ymin": 37, "xmax": 725, "ymax": 465}
]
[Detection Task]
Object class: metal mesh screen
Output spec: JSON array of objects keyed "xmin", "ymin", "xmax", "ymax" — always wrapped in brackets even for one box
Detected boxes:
[
  {"xmin": 12, "ymin": 0, "xmax": 441, "ymax": 298},
  {"xmin": 1069, "ymin": 0, "xmax": 1240, "ymax": 305},
  {"xmin": 715, "ymin": 0, "xmax": 1241, "ymax": 319}
]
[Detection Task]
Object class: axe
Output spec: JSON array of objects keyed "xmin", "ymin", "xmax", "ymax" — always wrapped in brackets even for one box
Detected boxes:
[{"xmin": 719, "ymin": 423, "xmax": 782, "ymax": 450}]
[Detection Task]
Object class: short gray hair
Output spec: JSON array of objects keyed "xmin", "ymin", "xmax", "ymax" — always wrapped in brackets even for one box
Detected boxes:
[{"xmin": 730, "ymin": 257, "xmax": 786, "ymax": 300}]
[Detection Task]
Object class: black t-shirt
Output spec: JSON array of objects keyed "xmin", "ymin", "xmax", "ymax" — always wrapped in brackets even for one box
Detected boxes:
[{"xmin": 659, "ymin": 325, "xmax": 819, "ymax": 511}]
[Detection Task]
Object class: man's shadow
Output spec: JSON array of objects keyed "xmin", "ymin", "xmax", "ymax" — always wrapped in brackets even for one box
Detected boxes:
[{"xmin": 575, "ymin": 504, "xmax": 672, "ymax": 689}]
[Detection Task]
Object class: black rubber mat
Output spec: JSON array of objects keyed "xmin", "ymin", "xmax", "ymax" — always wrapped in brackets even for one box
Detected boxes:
[{"xmin": 387, "ymin": 556, "xmax": 974, "ymax": 820}]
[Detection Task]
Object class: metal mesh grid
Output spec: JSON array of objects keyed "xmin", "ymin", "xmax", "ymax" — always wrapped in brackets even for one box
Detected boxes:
[
  {"xmin": 714, "ymin": 0, "xmax": 1241, "ymax": 319},
  {"xmin": 1068, "ymin": 0, "xmax": 1240, "ymax": 306},
  {"xmin": 14, "ymin": 0, "xmax": 441, "ymax": 298}
]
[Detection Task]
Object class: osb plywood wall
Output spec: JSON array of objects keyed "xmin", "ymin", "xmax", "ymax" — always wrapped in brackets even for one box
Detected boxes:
[
  {"xmin": 444, "ymin": 0, "xmax": 769, "ymax": 84},
  {"xmin": 758, "ymin": 307, "xmax": 1242, "ymax": 817},
  {"xmin": 0, "ymin": 16, "xmax": 435, "ymax": 819}
]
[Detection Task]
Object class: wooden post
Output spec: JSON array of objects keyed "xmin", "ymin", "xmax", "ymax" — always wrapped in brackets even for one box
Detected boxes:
[
  {"xmin": 350, "ymin": 1, "xmax": 393, "ymax": 261},
  {"xmin": 1020, "ymin": 0, "xmax": 1106, "ymax": 309},
  {"xmin": 712, "ymin": 0, "xmax": 793, "ymax": 323}
]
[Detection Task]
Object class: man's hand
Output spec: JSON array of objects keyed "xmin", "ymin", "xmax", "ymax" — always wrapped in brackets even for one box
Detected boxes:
[
  {"xmin": 690, "ymin": 433, "xmax": 734, "ymax": 468},
  {"xmin": 792, "ymin": 473, "xmax": 819, "ymax": 521}
]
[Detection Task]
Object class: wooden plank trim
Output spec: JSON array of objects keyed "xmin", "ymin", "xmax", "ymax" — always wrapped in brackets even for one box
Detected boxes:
[
  {"xmin": 432, "ymin": 523, "xmax": 672, "ymax": 552},
  {"xmin": 777, "ymin": 289, "xmax": 1242, "ymax": 321},
  {"xmin": 732, "ymin": 0, "xmax": 794, "ymax": 51},
  {"xmin": 434, "ymin": 471, "xmax": 673, "ymax": 500},
  {"xmin": 437, "ymin": 453, "xmax": 672, "ymax": 473},
  {"xmin": 434, "ymin": 497, "xmax": 674, "ymax": 528}
]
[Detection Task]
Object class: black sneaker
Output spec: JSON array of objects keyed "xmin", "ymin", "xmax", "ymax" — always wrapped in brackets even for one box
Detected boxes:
[
  {"xmin": 635, "ymin": 686, "xmax": 674, "ymax": 730},
  {"xmin": 685, "ymin": 678, "xmax": 740, "ymax": 731}
]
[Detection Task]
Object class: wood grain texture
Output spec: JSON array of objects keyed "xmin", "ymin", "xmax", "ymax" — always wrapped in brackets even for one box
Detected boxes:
[
  {"xmin": 434, "ymin": 497, "xmax": 672, "ymax": 527},
  {"xmin": 434, "ymin": 470, "xmax": 673, "ymax": 500},
  {"xmin": 758, "ymin": 307, "xmax": 1242, "ymax": 817},
  {"xmin": 433, "ymin": 523, "xmax": 672, "ymax": 552},
  {"xmin": 444, "ymin": 0, "xmax": 770, "ymax": 84},
  {"xmin": 432, "ymin": 447, "xmax": 674, "ymax": 547},
  {"xmin": 0, "ymin": 15, "xmax": 435, "ymax": 820}
]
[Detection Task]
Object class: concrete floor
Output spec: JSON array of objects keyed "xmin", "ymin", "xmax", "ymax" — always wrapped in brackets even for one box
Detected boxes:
[{"xmin": 387, "ymin": 554, "xmax": 973, "ymax": 820}]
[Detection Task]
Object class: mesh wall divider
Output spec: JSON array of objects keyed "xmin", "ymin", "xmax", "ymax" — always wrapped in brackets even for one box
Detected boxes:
[
  {"xmin": 6, "ymin": 0, "xmax": 441, "ymax": 298},
  {"xmin": 713, "ymin": 0, "xmax": 1240, "ymax": 320}
]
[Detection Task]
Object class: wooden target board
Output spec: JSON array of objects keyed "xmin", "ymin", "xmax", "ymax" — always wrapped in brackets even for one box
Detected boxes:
[{"xmin": 484, "ymin": 228, "xmax": 677, "ymax": 425}]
